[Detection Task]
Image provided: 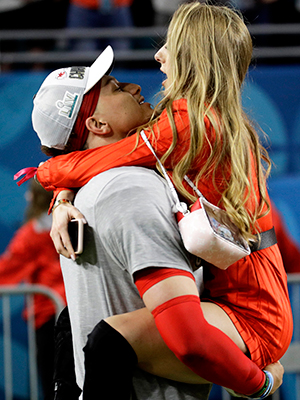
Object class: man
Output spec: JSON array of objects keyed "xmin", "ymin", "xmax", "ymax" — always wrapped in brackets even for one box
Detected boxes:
[
  {"xmin": 30, "ymin": 45, "xmax": 212, "ymax": 400},
  {"xmin": 29, "ymin": 46, "xmax": 283, "ymax": 400}
]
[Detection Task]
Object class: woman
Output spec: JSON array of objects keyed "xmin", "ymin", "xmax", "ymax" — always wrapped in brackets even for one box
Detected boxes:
[{"xmin": 34, "ymin": 3, "xmax": 291, "ymax": 398}]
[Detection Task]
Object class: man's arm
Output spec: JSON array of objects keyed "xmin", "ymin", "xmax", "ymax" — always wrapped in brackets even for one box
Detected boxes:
[
  {"xmin": 137, "ymin": 270, "xmax": 277, "ymax": 398},
  {"xmin": 105, "ymin": 307, "xmax": 283, "ymax": 396}
]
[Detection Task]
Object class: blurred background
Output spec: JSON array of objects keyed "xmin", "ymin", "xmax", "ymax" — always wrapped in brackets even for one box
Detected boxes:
[{"xmin": 1, "ymin": 0, "xmax": 300, "ymax": 399}]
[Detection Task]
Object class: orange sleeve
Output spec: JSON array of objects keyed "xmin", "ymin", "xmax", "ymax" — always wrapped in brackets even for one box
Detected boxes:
[{"xmin": 37, "ymin": 100, "xmax": 191, "ymax": 191}]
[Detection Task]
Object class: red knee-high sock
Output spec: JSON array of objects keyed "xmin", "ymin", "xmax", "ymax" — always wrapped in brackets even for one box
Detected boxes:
[{"xmin": 152, "ymin": 295, "xmax": 264, "ymax": 396}]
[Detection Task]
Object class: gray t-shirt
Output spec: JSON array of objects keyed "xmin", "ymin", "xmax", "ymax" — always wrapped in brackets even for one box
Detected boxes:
[{"xmin": 61, "ymin": 166, "xmax": 211, "ymax": 400}]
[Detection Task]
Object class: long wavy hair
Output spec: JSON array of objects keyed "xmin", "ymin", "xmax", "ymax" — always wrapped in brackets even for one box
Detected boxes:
[{"xmin": 141, "ymin": 2, "xmax": 271, "ymax": 242}]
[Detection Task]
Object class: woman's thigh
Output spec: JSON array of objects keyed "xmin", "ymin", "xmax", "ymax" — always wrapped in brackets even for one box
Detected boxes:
[
  {"xmin": 105, "ymin": 301, "xmax": 247, "ymax": 383},
  {"xmin": 200, "ymin": 301, "xmax": 248, "ymax": 354},
  {"xmin": 106, "ymin": 308, "xmax": 208, "ymax": 384}
]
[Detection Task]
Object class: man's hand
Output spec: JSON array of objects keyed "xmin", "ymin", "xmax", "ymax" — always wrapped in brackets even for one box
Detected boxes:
[
  {"xmin": 265, "ymin": 361, "xmax": 284, "ymax": 396},
  {"xmin": 51, "ymin": 203, "xmax": 86, "ymax": 260},
  {"xmin": 225, "ymin": 361, "xmax": 284, "ymax": 398}
]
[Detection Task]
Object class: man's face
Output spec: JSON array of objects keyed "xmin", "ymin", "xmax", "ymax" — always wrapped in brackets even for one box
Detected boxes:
[{"xmin": 93, "ymin": 76, "xmax": 153, "ymax": 140}]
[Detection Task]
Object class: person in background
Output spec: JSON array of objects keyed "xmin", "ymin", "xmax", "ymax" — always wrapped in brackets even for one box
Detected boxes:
[
  {"xmin": 66, "ymin": 0, "xmax": 134, "ymax": 51},
  {"xmin": 0, "ymin": 0, "xmax": 69, "ymax": 71},
  {"xmin": 151, "ymin": 0, "xmax": 187, "ymax": 26},
  {"xmin": 215, "ymin": 0, "xmax": 300, "ymax": 24},
  {"xmin": 272, "ymin": 202, "xmax": 300, "ymax": 274},
  {"xmin": 130, "ymin": 0, "xmax": 154, "ymax": 27},
  {"xmin": 0, "ymin": 179, "xmax": 66, "ymax": 400}
]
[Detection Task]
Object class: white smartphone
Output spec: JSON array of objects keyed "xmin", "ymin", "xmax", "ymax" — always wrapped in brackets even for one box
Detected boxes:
[{"xmin": 68, "ymin": 219, "xmax": 84, "ymax": 255}]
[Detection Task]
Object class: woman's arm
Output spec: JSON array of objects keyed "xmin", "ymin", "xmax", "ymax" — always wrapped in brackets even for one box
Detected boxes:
[
  {"xmin": 36, "ymin": 103, "xmax": 191, "ymax": 192},
  {"xmin": 50, "ymin": 190, "xmax": 86, "ymax": 260},
  {"xmin": 37, "ymin": 134, "xmax": 156, "ymax": 191}
]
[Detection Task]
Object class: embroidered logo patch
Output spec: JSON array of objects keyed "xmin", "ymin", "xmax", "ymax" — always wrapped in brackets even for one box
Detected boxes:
[
  {"xmin": 69, "ymin": 66, "xmax": 86, "ymax": 80},
  {"xmin": 55, "ymin": 69, "xmax": 67, "ymax": 80},
  {"xmin": 56, "ymin": 91, "xmax": 79, "ymax": 119}
]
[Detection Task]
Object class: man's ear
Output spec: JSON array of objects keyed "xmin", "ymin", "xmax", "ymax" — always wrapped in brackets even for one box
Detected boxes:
[{"xmin": 86, "ymin": 116, "xmax": 112, "ymax": 135}]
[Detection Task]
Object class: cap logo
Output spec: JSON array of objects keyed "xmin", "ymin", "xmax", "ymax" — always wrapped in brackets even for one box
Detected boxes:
[
  {"xmin": 56, "ymin": 91, "xmax": 79, "ymax": 119},
  {"xmin": 69, "ymin": 66, "xmax": 86, "ymax": 80},
  {"xmin": 56, "ymin": 70, "xmax": 67, "ymax": 80}
]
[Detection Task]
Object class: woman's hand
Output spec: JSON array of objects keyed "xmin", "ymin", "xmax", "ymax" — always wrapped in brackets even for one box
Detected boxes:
[{"xmin": 51, "ymin": 203, "xmax": 86, "ymax": 260}]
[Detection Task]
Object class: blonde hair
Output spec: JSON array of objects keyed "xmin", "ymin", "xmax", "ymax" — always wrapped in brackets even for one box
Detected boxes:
[{"xmin": 145, "ymin": 2, "xmax": 271, "ymax": 242}]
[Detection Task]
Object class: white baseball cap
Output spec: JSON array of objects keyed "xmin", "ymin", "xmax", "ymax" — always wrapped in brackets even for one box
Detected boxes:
[{"xmin": 32, "ymin": 46, "xmax": 114, "ymax": 150}]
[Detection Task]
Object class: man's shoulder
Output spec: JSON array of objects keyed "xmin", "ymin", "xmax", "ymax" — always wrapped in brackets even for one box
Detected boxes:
[
  {"xmin": 94, "ymin": 166, "xmax": 157, "ymax": 180},
  {"xmin": 76, "ymin": 167, "xmax": 167, "ymax": 205},
  {"xmin": 84, "ymin": 167, "xmax": 162, "ymax": 190}
]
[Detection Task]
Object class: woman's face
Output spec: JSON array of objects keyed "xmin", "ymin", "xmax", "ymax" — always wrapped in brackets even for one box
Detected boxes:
[{"xmin": 155, "ymin": 45, "xmax": 171, "ymax": 90}]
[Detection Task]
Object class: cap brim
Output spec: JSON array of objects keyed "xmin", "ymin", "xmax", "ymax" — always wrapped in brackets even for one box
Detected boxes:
[{"xmin": 84, "ymin": 45, "xmax": 115, "ymax": 94}]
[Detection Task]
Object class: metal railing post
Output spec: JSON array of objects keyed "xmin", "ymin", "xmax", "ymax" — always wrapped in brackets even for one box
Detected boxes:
[
  {"xmin": 0, "ymin": 285, "xmax": 65, "ymax": 400},
  {"xmin": 2, "ymin": 295, "xmax": 13, "ymax": 400}
]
